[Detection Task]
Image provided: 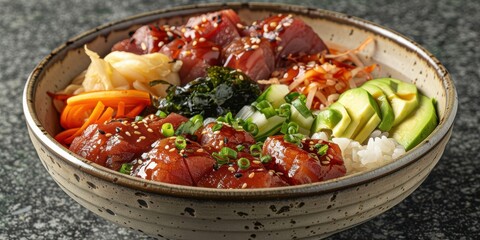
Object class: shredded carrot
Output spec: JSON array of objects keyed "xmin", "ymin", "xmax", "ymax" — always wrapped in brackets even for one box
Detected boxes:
[
  {"xmin": 116, "ymin": 101, "xmax": 126, "ymax": 118},
  {"xmin": 54, "ymin": 89, "xmax": 151, "ymax": 146},
  {"xmin": 96, "ymin": 107, "xmax": 115, "ymax": 124},
  {"xmin": 54, "ymin": 127, "xmax": 80, "ymax": 145},
  {"xmin": 125, "ymin": 104, "xmax": 147, "ymax": 118},
  {"xmin": 64, "ymin": 101, "xmax": 106, "ymax": 144}
]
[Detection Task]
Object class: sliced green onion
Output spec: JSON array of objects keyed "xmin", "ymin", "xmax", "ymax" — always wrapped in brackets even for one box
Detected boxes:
[
  {"xmin": 119, "ymin": 163, "xmax": 133, "ymax": 174},
  {"xmin": 155, "ymin": 110, "xmax": 167, "ymax": 118},
  {"xmin": 175, "ymin": 115, "xmax": 204, "ymax": 136},
  {"xmin": 276, "ymin": 103, "xmax": 292, "ymax": 119},
  {"xmin": 175, "ymin": 136, "xmax": 187, "ymax": 150},
  {"xmin": 190, "ymin": 114, "xmax": 203, "ymax": 125},
  {"xmin": 220, "ymin": 147, "xmax": 238, "ymax": 159},
  {"xmin": 284, "ymin": 133, "xmax": 304, "ymax": 145},
  {"xmin": 237, "ymin": 157, "xmax": 251, "ymax": 170},
  {"xmin": 212, "ymin": 152, "xmax": 229, "ymax": 165},
  {"xmin": 212, "ymin": 123, "xmax": 223, "ymax": 132},
  {"xmin": 284, "ymin": 92, "xmax": 301, "ymax": 103},
  {"xmin": 161, "ymin": 123, "xmax": 174, "ymax": 137},
  {"xmin": 249, "ymin": 143, "xmax": 262, "ymax": 157},
  {"xmin": 292, "ymin": 98, "xmax": 312, "ymax": 118},
  {"xmin": 280, "ymin": 122, "xmax": 299, "ymax": 135},
  {"xmin": 135, "ymin": 116, "xmax": 144, "ymax": 122},
  {"xmin": 253, "ymin": 100, "xmax": 277, "ymax": 118},
  {"xmin": 315, "ymin": 144, "xmax": 329, "ymax": 156},
  {"xmin": 243, "ymin": 121, "xmax": 259, "ymax": 136},
  {"xmin": 260, "ymin": 155, "xmax": 272, "ymax": 164},
  {"xmin": 236, "ymin": 145, "xmax": 245, "ymax": 152},
  {"xmin": 217, "ymin": 112, "xmax": 234, "ymax": 124}
]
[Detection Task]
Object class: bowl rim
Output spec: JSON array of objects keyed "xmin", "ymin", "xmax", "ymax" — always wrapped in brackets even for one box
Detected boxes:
[{"xmin": 23, "ymin": 2, "xmax": 457, "ymax": 201}]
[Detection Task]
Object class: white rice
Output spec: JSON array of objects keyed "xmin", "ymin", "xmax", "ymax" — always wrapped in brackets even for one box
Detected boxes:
[{"xmin": 311, "ymin": 130, "xmax": 406, "ymax": 174}]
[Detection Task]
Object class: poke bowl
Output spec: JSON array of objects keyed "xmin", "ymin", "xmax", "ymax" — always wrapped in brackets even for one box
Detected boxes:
[{"xmin": 23, "ymin": 2, "xmax": 457, "ymax": 239}]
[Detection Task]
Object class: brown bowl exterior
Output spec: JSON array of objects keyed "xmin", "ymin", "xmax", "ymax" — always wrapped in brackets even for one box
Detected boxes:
[{"xmin": 23, "ymin": 2, "xmax": 457, "ymax": 239}]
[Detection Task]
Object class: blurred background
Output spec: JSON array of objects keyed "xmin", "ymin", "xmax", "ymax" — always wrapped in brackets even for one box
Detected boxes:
[{"xmin": 1, "ymin": 0, "xmax": 478, "ymax": 239}]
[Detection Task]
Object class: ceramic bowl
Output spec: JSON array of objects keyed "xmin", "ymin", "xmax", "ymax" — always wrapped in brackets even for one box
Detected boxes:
[{"xmin": 23, "ymin": 2, "xmax": 457, "ymax": 239}]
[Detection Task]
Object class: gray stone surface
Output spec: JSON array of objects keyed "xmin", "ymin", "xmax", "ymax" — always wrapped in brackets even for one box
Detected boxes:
[{"xmin": 1, "ymin": 0, "xmax": 478, "ymax": 239}]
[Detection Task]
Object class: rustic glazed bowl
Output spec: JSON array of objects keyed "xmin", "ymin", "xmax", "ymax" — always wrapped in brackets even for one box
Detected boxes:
[{"xmin": 23, "ymin": 2, "xmax": 457, "ymax": 239}]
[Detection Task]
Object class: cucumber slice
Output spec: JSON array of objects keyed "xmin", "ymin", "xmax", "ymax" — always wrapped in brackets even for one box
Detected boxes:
[
  {"xmin": 290, "ymin": 105, "xmax": 314, "ymax": 136},
  {"xmin": 249, "ymin": 112, "xmax": 286, "ymax": 140},
  {"xmin": 235, "ymin": 105, "xmax": 256, "ymax": 120},
  {"xmin": 255, "ymin": 84, "xmax": 290, "ymax": 108}
]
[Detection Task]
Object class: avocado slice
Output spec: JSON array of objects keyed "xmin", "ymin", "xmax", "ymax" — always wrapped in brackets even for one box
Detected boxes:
[
  {"xmin": 328, "ymin": 102, "xmax": 351, "ymax": 137},
  {"xmin": 361, "ymin": 84, "xmax": 395, "ymax": 131},
  {"xmin": 363, "ymin": 78, "xmax": 418, "ymax": 126},
  {"xmin": 389, "ymin": 94, "xmax": 438, "ymax": 151},
  {"xmin": 311, "ymin": 108, "xmax": 342, "ymax": 134},
  {"xmin": 337, "ymin": 88, "xmax": 381, "ymax": 141}
]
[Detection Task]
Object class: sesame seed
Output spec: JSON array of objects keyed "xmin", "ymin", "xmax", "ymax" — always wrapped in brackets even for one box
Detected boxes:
[
  {"xmin": 275, "ymin": 36, "xmax": 282, "ymax": 42},
  {"xmin": 165, "ymin": 145, "xmax": 170, "ymax": 150},
  {"xmin": 166, "ymin": 31, "xmax": 173, "ymax": 37},
  {"xmin": 147, "ymin": 128, "xmax": 153, "ymax": 133},
  {"xmin": 219, "ymin": 140, "xmax": 224, "ymax": 146},
  {"xmin": 321, "ymin": 161, "xmax": 330, "ymax": 165},
  {"xmin": 293, "ymin": 65, "xmax": 299, "ymax": 70},
  {"xmin": 248, "ymin": 172, "xmax": 255, "ymax": 178},
  {"xmin": 105, "ymin": 133, "xmax": 112, "ymax": 137},
  {"xmin": 196, "ymin": 148, "xmax": 204, "ymax": 153},
  {"xmin": 211, "ymin": 46, "xmax": 219, "ymax": 51},
  {"xmin": 192, "ymin": 40, "xmax": 197, "ymax": 46},
  {"xmin": 139, "ymin": 136, "xmax": 146, "ymax": 140},
  {"xmin": 241, "ymin": 183, "xmax": 248, "ymax": 189},
  {"xmin": 158, "ymin": 41, "xmax": 165, "ymax": 48},
  {"xmin": 277, "ymin": 46, "xmax": 284, "ymax": 51},
  {"xmin": 134, "ymin": 131, "xmax": 141, "ymax": 135},
  {"xmin": 138, "ymin": 160, "xmax": 143, "ymax": 164},
  {"xmin": 213, "ymin": 22, "xmax": 218, "ymax": 28},
  {"xmin": 133, "ymin": 125, "xmax": 139, "ymax": 129},
  {"xmin": 236, "ymin": 23, "xmax": 244, "ymax": 29},
  {"xmin": 198, "ymin": 37, "xmax": 206, "ymax": 42},
  {"xmin": 239, "ymin": 75, "xmax": 244, "ymax": 80},
  {"xmin": 202, "ymin": 16, "xmax": 207, "ymax": 23},
  {"xmin": 228, "ymin": 167, "xmax": 235, "ymax": 173},
  {"xmin": 251, "ymin": 45, "xmax": 259, "ymax": 49},
  {"xmin": 252, "ymin": 160, "xmax": 261, "ymax": 164},
  {"xmin": 169, "ymin": 148, "xmax": 176, "ymax": 152},
  {"xmin": 283, "ymin": 22, "xmax": 291, "ymax": 27},
  {"xmin": 125, "ymin": 131, "xmax": 131, "ymax": 136},
  {"xmin": 141, "ymin": 42, "xmax": 147, "ymax": 51}
]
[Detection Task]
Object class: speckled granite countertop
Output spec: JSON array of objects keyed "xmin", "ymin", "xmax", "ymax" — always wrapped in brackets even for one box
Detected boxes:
[{"xmin": 1, "ymin": 0, "xmax": 478, "ymax": 239}]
